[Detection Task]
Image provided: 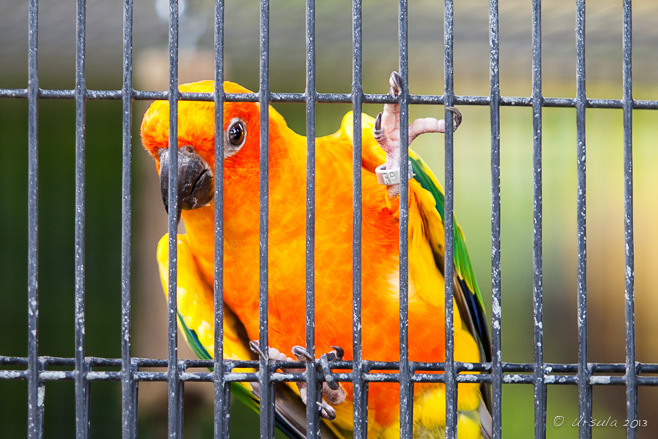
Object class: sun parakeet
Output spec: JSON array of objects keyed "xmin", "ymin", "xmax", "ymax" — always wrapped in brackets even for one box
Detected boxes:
[{"xmin": 141, "ymin": 72, "xmax": 492, "ymax": 439}]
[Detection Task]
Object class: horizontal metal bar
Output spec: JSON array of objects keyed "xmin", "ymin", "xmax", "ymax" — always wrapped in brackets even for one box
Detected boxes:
[
  {"xmin": 3, "ymin": 356, "xmax": 658, "ymax": 375},
  {"xmin": 3, "ymin": 357, "xmax": 658, "ymax": 375},
  {"xmin": 4, "ymin": 369, "xmax": 658, "ymax": 387},
  {"xmin": 3, "ymin": 87, "xmax": 658, "ymax": 110}
]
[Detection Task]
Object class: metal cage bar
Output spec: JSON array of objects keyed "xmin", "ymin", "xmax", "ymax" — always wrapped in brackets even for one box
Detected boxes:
[
  {"xmin": 397, "ymin": 1, "xmax": 413, "ymax": 438},
  {"xmin": 2, "ymin": 0, "xmax": 654, "ymax": 438},
  {"xmin": 258, "ymin": 2, "xmax": 275, "ymax": 439},
  {"xmin": 166, "ymin": 0, "xmax": 182, "ymax": 436},
  {"xmin": 304, "ymin": 0, "xmax": 322, "ymax": 437},
  {"xmin": 350, "ymin": 1, "xmax": 368, "ymax": 439},
  {"xmin": 4, "ymin": 357, "xmax": 658, "ymax": 380},
  {"xmin": 531, "ymin": 1, "xmax": 546, "ymax": 438},
  {"xmin": 575, "ymin": 1, "xmax": 591, "ymax": 439},
  {"xmin": 443, "ymin": 0, "xmax": 458, "ymax": 437},
  {"xmin": 212, "ymin": 0, "xmax": 228, "ymax": 438},
  {"xmin": 26, "ymin": 0, "xmax": 41, "ymax": 437},
  {"xmin": 120, "ymin": 0, "xmax": 136, "ymax": 436},
  {"xmin": 622, "ymin": 1, "xmax": 638, "ymax": 438},
  {"xmin": 74, "ymin": 0, "xmax": 90, "ymax": 436},
  {"xmin": 5, "ymin": 86, "xmax": 658, "ymax": 110},
  {"xmin": 488, "ymin": 0, "xmax": 503, "ymax": 438}
]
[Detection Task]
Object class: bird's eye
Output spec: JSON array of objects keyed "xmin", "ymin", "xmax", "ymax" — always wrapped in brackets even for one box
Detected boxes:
[{"xmin": 226, "ymin": 118, "xmax": 246, "ymax": 149}]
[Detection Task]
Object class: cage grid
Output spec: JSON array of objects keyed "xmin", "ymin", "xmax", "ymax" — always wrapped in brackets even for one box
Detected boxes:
[{"xmin": 1, "ymin": 0, "xmax": 657, "ymax": 438}]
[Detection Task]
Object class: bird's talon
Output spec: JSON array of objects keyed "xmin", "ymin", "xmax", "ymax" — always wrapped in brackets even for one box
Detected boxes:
[
  {"xmin": 317, "ymin": 401, "xmax": 337, "ymax": 420},
  {"xmin": 331, "ymin": 346, "xmax": 344, "ymax": 360},
  {"xmin": 319, "ymin": 355, "xmax": 339, "ymax": 391},
  {"xmin": 291, "ymin": 345, "xmax": 315, "ymax": 363},
  {"xmin": 374, "ymin": 112, "xmax": 383, "ymax": 138},
  {"xmin": 289, "ymin": 346, "xmax": 347, "ymax": 412},
  {"xmin": 446, "ymin": 106, "xmax": 462, "ymax": 130},
  {"xmin": 249, "ymin": 340, "xmax": 267, "ymax": 359},
  {"xmin": 388, "ymin": 71, "xmax": 402, "ymax": 97}
]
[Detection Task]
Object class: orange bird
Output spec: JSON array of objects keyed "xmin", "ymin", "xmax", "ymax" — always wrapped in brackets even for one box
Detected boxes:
[{"xmin": 141, "ymin": 73, "xmax": 491, "ymax": 438}]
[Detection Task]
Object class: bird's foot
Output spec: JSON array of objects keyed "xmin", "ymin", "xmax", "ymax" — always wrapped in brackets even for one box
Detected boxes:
[
  {"xmin": 249, "ymin": 342, "xmax": 346, "ymax": 420},
  {"xmin": 373, "ymin": 71, "xmax": 462, "ymax": 197}
]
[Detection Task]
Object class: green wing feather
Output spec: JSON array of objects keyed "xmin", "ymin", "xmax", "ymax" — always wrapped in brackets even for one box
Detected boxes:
[
  {"xmin": 178, "ymin": 312, "xmax": 212, "ymax": 360},
  {"xmin": 409, "ymin": 152, "xmax": 491, "ymax": 363},
  {"xmin": 176, "ymin": 312, "xmax": 262, "ymax": 412}
]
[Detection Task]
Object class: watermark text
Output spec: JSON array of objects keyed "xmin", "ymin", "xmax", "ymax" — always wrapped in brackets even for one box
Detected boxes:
[{"xmin": 553, "ymin": 416, "xmax": 647, "ymax": 429}]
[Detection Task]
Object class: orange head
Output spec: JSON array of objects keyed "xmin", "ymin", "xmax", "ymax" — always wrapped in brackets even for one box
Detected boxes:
[{"xmin": 140, "ymin": 80, "xmax": 291, "ymax": 222}]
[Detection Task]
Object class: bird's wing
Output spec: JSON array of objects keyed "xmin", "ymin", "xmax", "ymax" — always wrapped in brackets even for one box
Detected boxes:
[
  {"xmin": 156, "ymin": 234, "xmax": 252, "ymax": 362},
  {"xmin": 155, "ymin": 234, "xmax": 347, "ymax": 439},
  {"xmin": 340, "ymin": 110, "xmax": 491, "ymax": 363},
  {"xmin": 340, "ymin": 111, "xmax": 492, "ymax": 436},
  {"xmin": 407, "ymin": 154, "xmax": 492, "ymax": 365}
]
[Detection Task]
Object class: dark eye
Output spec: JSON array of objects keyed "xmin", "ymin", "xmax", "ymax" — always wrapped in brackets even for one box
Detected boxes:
[{"xmin": 226, "ymin": 118, "xmax": 246, "ymax": 148}]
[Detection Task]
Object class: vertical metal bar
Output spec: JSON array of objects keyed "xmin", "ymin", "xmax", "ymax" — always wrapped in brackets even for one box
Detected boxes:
[
  {"xmin": 167, "ymin": 0, "xmax": 182, "ymax": 436},
  {"xmin": 305, "ymin": 0, "xmax": 320, "ymax": 436},
  {"xmin": 397, "ymin": 1, "xmax": 413, "ymax": 438},
  {"xmin": 121, "ymin": 0, "xmax": 135, "ymax": 437},
  {"xmin": 26, "ymin": 0, "xmax": 40, "ymax": 436},
  {"xmin": 444, "ymin": 0, "xmax": 458, "ymax": 438},
  {"xmin": 622, "ymin": 1, "xmax": 637, "ymax": 437},
  {"xmin": 531, "ymin": 1, "xmax": 546, "ymax": 438},
  {"xmin": 213, "ymin": 1, "xmax": 227, "ymax": 438},
  {"xmin": 574, "ymin": 2, "xmax": 591, "ymax": 438},
  {"xmin": 258, "ymin": 1, "xmax": 273, "ymax": 438},
  {"xmin": 177, "ymin": 377, "xmax": 185, "ymax": 434},
  {"xmin": 488, "ymin": 0, "xmax": 502, "ymax": 437},
  {"xmin": 74, "ymin": 0, "xmax": 89, "ymax": 436},
  {"xmin": 351, "ymin": 1, "xmax": 366, "ymax": 438},
  {"xmin": 37, "ymin": 362, "xmax": 46, "ymax": 436},
  {"xmin": 130, "ymin": 363, "xmax": 139, "ymax": 438},
  {"xmin": 223, "ymin": 381, "xmax": 231, "ymax": 438}
]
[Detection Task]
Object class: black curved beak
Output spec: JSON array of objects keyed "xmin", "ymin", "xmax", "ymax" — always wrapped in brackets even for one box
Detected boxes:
[{"xmin": 158, "ymin": 146, "xmax": 214, "ymax": 224}]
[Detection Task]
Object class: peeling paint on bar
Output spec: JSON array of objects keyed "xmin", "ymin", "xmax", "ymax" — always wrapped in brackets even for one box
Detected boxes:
[{"xmin": 590, "ymin": 376, "xmax": 612, "ymax": 385}]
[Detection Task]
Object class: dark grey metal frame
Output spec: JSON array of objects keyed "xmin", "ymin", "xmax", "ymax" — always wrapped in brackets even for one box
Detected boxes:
[{"xmin": 0, "ymin": 0, "xmax": 655, "ymax": 438}]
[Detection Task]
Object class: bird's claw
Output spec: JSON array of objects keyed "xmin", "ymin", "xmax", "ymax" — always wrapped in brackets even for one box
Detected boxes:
[
  {"xmin": 249, "ymin": 340, "xmax": 267, "ymax": 359},
  {"xmin": 319, "ymin": 348, "xmax": 344, "ymax": 390},
  {"xmin": 375, "ymin": 71, "xmax": 463, "ymax": 198},
  {"xmin": 251, "ymin": 342, "xmax": 346, "ymax": 420},
  {"xmin": 330, "ymin": 346, "xmax": 344, "ymax": 360},
  {"xmin": 388, "ymin": 70, "xmax": 403, "ymax": 97},
  {"xmin": 292, "ymin": 345, "xmax": 347, "ymax": 409},
  {"xmin": 447, "ymin": 106, "xmax": 462, "ymax": 130},
  {"xmin": 317, "ymin": 400, "xmax": 337, "ymax": 421},
  {"xmin": 373, "ymin": 112, "xmax": 384, "ymax": 142},
  {"xmin": 291, "ymin": 345, "xmax": 315, "ymax": 362}
]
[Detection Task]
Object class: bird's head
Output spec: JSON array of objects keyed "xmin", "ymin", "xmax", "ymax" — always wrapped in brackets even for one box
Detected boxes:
[{"xmin": 140, "ymin": 80, "xmax": 287, "ymax": 222}]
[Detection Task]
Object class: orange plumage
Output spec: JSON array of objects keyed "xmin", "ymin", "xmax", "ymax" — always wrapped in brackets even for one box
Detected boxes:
[{"xmin": 142, "ymin": 80, "xmax": 488, "ymax": 438}]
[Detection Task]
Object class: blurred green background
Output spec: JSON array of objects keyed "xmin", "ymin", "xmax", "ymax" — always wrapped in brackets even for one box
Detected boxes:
[{"xmin": 1, "ymin": 0, "xmax": 658, "ymax": 437}]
